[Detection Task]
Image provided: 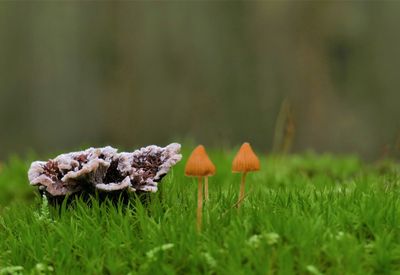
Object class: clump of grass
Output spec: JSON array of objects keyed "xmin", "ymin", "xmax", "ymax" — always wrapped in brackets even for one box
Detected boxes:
[{"xmin": 0, "ymin": 150, "xmax": 400, "ymax": 274}]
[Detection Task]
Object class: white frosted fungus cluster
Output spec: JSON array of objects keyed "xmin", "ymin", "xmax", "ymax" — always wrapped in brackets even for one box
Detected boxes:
[{"xmin": 28, "ymin": 143, "xmax": 182, "ymax": 197}]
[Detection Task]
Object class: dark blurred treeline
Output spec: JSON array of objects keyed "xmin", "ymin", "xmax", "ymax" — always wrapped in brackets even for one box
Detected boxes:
[{"xmin": 1, "ymin": 2, "xmax": 400, "ymax": 160}]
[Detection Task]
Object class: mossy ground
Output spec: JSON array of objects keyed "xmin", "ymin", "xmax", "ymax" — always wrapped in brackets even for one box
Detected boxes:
[{"xmin": 0, "ymin": 148, "xmax": 399, "ymax": 274}]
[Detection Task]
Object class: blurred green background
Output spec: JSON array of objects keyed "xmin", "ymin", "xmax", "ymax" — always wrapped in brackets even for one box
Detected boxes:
[{"xmin": 1, "ymin": 2, "xmax": 400, "ymax": 160}]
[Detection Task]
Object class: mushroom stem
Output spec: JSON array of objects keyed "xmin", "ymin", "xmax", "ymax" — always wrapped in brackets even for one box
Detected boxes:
[
  {"xmin": 204, "ymin": 176, "xmax": 209, "ymax": 202},
  {"xmin": 197, "ymin": 176, "xmax": 203, "ymax": 232},
  {"xmin": 237, "ymin": 172, "xmax": 247, "ymax": 208}
]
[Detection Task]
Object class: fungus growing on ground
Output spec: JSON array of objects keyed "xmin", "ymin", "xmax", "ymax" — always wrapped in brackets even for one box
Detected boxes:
[
  {"xmin": 232, "ymin": 143, "xmax": 260, "ymax": 208},
  {"xmin": 28, "ymin": 143, "xmax": 182, "ymax": 201},
  {"xmin": 184, "ymin": 145, "xmax": 216, "ymax": 232}
]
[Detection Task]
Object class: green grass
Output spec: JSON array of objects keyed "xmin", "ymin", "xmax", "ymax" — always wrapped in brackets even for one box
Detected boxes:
[{"xmin": 1, "ymin": 149, "xmax": 400, "ymax": 274}]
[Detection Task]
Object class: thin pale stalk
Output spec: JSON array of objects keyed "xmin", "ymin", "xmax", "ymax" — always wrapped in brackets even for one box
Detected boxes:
[
  {"xmin": 197, "ymin": 176, "xmax": 203, "ymax": 232},
  {"xmin": 204, "ymin": 177, "xmax": 209, "ymax": 202},
  {"xmin": 237, "ymin": 172, "xmax": 247, "ymax": 208}
]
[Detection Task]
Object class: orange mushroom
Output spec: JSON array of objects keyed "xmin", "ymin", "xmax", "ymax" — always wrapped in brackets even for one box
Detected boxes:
[
  {"xmin": 185, "ymin": 145, "xmax": 216, "ymax": 232},
  {"xmin": 232, "ymin": 142, "xmax": 260, "ymax": 208}
]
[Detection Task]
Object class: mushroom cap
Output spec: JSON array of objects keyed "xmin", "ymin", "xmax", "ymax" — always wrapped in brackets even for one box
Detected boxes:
[
  {"xmin": 232, "ymin": 142, "xmax": 260, "ymax": 172},
  {"xmin": 185, "ymin": 145, "xmax": 216, "ymax": 177}
]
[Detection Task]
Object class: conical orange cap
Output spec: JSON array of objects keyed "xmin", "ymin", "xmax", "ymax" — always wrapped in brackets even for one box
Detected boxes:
[
  {"xmin": 185, "ymin": 145, "xmax": 216, "ymax": 177},
  {"xmin": 232, "ymin": 143, "xmax": 260, "ymax": 172}
]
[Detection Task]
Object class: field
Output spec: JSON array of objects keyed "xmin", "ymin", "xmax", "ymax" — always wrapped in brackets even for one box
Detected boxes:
[{"xmin": 0, "ymin": 148, "xmax": 400, "ymax": 274}]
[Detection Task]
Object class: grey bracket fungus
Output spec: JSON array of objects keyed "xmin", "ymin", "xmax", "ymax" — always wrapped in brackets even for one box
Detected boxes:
[{"xmin": 28, "ymin": 143, "xmax": 182, "ymax": 197}]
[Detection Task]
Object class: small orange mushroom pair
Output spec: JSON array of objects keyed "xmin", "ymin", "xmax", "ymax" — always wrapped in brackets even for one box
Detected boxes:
[{"xmin": 184, "ymin": 143, "xmax": 260, "ymax": 231}]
